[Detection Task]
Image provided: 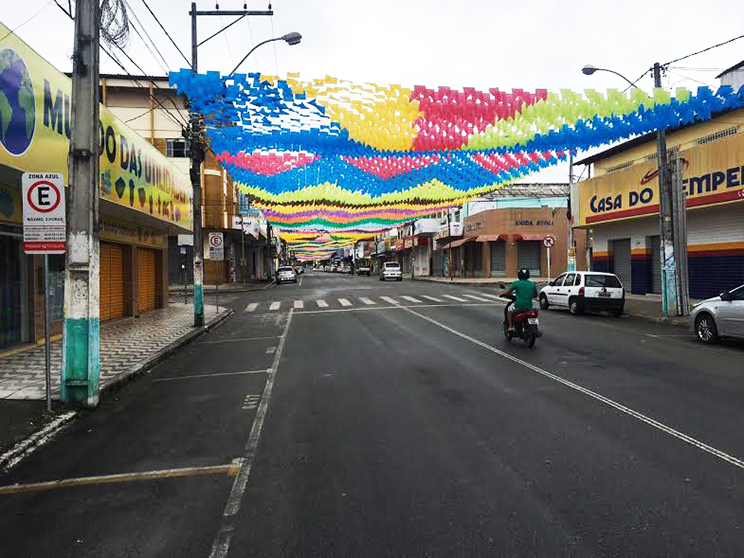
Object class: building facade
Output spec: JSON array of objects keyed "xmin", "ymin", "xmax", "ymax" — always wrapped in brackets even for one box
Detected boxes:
[
  {"xmin": 575, "ymin": 107, "xmax": 744, "ymax": 299},
  {"xmin": 0, "ymin": 24, "xmax": 192, "ymax": 352}
]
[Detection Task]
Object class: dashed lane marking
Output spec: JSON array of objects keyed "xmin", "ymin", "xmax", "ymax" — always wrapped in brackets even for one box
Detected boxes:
[
  {"xmin": 269, "ymin": 302, "xmax": 281, "ymax": 311},
  {"xmin": 265, "ymin": 346, "xmax": 277, "ymax": 354},
  {"xmin": 401, "ymin": 296, "xmax": 423, "ymax": 303},
  {"xmin": 242, "ymin": 394, "xmax": 261, "ymax": 410},
  {"xmin": 380, "ymin": 296, "xmax": 398, "ymax": 305},
  {"xmin": 316, "ymin": 300, "xmax": 329, "ymax": 308},
  {"xmin": 293, "ymin": 300, "xmax": 304, "ymax": 309},
  {"xmin": 338, "ymin": 298, "xmax": 352, "ymax": 307},
  {"xmin": 463, "ymin": 294, "xmax": 491, "ymax": 302},
  {"xmin": 422, "ymin": 295, "xmax": 443, "ymax": 302},
  {"xmin": 359, "ymin": 297, "xmax": 376, "ymax": 305},
  {"xmin": 244, "ymin": 303, "xmax": 258, "ymax": 312},
  {"xmin": 443, "ymin": 294, "xmax": 467, "ymax": 302}
]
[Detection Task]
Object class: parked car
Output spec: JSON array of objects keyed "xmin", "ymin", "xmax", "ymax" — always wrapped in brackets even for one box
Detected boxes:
[
  {"xmin": 539, "ymin": 271, "xmax": 625, "ymax": 316},
  {"xmin": 294, "ymin": 266, "xmax": 304, "ymax": 275},
  {"xmin": 357, "ymin": 264, "xmax": 371, "ymax": 276},
  {"xmin": 380, "ymin": 261, "xmax": 402, "ymax": 281},
  {"xmin": 690, "ymin": 284, "xmax": 744, "ymax": 343},
  {"xmin": 276, "ymin": 266, "xmax": 297, "ymax": 284}
]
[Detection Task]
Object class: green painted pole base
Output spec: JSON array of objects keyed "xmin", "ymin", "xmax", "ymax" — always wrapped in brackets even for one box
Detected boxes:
[
  {"xmin": 61, "ymin": 317, "xmax": 101, "ymax": 407},
  {"xmin": 194, "ymin": 283, "xmax": 204, "ymax": 327}
]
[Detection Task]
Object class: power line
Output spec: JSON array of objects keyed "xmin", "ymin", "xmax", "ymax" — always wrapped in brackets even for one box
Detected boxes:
[
  {"xmin": 122, "ymin": 0, "xmax": 171, "ymax": 73},
  {"xmin": 664, "ymin": 32, "xmax": 744, "ymax": 67},
  {"xmin": 0, "ymin": 0, "xmax": 54, "ymax": 44},
  {"xmin": 123, "ymin": 7, "xmax": 170, "ymax": 75},
  {"xmin": 270, "ymin": 14, "xmax": 279, "ymax": 76},
  {"xmin": 140, "ymin": 0, "xmax": 193, "ymax": 70},
  {"xmin": 219, "ymin": 14, "xmax": 235, "ymax": 68}
]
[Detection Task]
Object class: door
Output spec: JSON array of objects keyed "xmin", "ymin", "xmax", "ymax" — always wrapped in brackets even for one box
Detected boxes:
[
  {"xmin": 0, "ymin": 234, "xmax": 25, "ymax": 349},
  {"xmin": 555, "ymin": 273, "xmax": 576, "ymax": 307},
  {"xmin": 518, "ymin": 241, "xmax": 541, "ymax": 277},
  {"xmin": 718, "ymin": 286, "xmax": 744, "ymax": 337},
  {"xmin": 489, "ymin": 241, "xmax": 505, "ymax": 277},
  {"xmin": 650, "ymin": 236, "xmax": 661, "ymax": 294},
  {"xmin": 137, "ymin": 248, "xmax": 157, "ymax": 313},
  {"xmin": 611, "ymin": 239, "xmax": 631, "ymax": 291},
  {"xmin": 100, "ymin": 242, "xmax": 125, "ymax": 321},
  {"xmin": 545, "ymin": 273, "xmax": 567, "ymax": 305}
]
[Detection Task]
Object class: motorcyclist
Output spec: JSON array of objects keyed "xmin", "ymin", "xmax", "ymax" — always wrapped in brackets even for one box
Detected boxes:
[{"xmin": 501, "ymin": 268, "xmax": 539, "ymax": 332}]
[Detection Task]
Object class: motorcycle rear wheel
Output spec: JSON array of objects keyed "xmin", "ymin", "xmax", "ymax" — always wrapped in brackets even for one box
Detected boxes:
[{"xmin": 523, "ymin": 328, "xmax": 536, "ymax": 348}]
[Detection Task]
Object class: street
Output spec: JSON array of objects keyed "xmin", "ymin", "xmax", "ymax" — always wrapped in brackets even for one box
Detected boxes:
[{"xmin": 2, "ymin": 271, "xmax": 744, "ymax": 557}]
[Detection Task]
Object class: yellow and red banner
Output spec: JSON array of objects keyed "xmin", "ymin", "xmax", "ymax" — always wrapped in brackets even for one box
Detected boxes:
[{"xmin": 0, "ymin": 22, "xmax": 192, "ymax": 230}]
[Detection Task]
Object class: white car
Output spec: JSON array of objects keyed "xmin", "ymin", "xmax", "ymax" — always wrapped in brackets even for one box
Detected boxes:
[
  {"xmin": 380, "ymin": 261, "xmax": 402, "ymax": 281},
  {"xmin": 690, "ymin": 283, "xmax": 744, "ymax": 343},
  {"xmin": 539, "ymin": 271, "xmax": 625, "ymax": 316},
  {"xmin": 276, "ymin": 266, "xmax": 297, "ymax": 284}
]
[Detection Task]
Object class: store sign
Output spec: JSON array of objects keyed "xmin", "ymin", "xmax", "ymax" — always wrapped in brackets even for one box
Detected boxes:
[
  {"xmin": 449, "ymin": 222, "xmax": 463, "ymax": 236},
  {"xmin": 0, "ymin": 23, "xmax": 193, "ymax": 232},
  {"xmin": 21, "ymin": 172, "xmax": 65, "ymax": 253},
  {"xmin": 464, "ymin": 220, "xmax": 483, "ymax": 233},
  {"xmin": 413, "ymin": 218, "xmax": 445, "ymax": 235},
  {"xmin": 578, "ymin": 133, "xmax": 744, "ymax": 226},
  {"xmin": 515, "ymin": 219, "xmax": 554, "ymax": 226},
  {"xmin": 208, "ymin": 232, "xmax": 224, "ymax": 260},
  {"xmin": 100, "ymin": 217, "xmax": 167, "ymax": 249}
]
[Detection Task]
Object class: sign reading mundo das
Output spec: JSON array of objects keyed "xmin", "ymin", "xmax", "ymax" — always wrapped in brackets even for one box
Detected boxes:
[{"xmin": 0, "ymin": 23, "xmax": 192, "ymax": 231}]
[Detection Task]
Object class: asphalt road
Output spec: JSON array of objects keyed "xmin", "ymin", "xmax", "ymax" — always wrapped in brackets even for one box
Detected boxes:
[{"xmin": 2, "ymin": 271, "xmax": 744, "ymax": 557}]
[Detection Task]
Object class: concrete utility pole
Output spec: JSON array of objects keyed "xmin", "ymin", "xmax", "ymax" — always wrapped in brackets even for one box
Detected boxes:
[
  {"xmin": 567, "ymin": 152, "xmax": 576, "ymax": 272},
  {"xmin": 62, "ymin": 0, "xmax": 101, "ymax": 407},
  {"xmin": 653, "ymin": 62, "xmax": 681, "ymax": 317}
]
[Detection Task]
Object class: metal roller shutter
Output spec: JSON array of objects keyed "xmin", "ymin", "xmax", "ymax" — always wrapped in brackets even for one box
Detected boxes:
[
  {"xmin": 650, "ymin": 236, "xmax": 661, "ymax": 294},
  {"xmin": 518, "ymin": 241, "xmax": 541, "ymax": 276},
  {"xmin": 612, "ymin": 239, "xmax": 632, "ymax": 291},
  {"xmin": 137, "ymin": 248, "xmax": 157, "ymax": 313},
  {"xmin": 489, "ymin": 241, "xmax": 505, "ymax": 276},
  {"xmin": 100, "ymin": 243, "xmax": 125, "ymax": 321}
]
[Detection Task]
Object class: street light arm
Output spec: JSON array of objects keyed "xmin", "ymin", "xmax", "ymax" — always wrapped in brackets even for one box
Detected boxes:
[
  {"xmin": 229, "ymin": 37, "xmax": 282, "ymax": 77},
  {"xmin": 583, "ymin": 65, "xmax": 639, "ymax": 89}
]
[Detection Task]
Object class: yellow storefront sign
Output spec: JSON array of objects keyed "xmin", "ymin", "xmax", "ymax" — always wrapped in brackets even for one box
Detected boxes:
[
  {"xmin": 0, "ymin": 22, "xmax": 192, "ymax": 230},
  {"xmin": 100, "ymin": 217, "xmax": 167, "ymax": 249},
  {"xmin": 578, "ymin": 132, "xmax": 744, "ymax": 227}
]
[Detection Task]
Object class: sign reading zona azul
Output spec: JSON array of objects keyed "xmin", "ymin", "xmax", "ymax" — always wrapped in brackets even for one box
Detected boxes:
[{"xmin": 22, "ymin": 172, "xmax": 65, "ymax": 254}]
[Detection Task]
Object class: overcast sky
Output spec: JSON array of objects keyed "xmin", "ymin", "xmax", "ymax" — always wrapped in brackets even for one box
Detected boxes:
[{"xmin": 4, "ymin": 0, "xmax": 744, "ymax": 183}]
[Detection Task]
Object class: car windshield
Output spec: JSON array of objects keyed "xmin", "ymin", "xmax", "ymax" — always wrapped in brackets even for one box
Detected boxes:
[
  {"xmin": 585, "ymin": 274, "xmax": 622, "ymax": 288},
  {"xmin": 278, "ymin": 267, "xmax": 294, "ymax": 272},
  {"xmin": 385, "ymin": 263, "xmax": 400, "ymax": 269}
]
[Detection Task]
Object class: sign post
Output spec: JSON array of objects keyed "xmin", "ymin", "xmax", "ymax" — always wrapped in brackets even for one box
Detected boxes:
[
  {"xmin": 22, "ymin": 173, "xmax": 66, "ymax": 412},
  {"xmin": 208, "ymin": 232, "xmax": 224, "ymax": 314},
  {"xmin": 543, "ymin": 236, "xmax": 556, "ymax": 280}
]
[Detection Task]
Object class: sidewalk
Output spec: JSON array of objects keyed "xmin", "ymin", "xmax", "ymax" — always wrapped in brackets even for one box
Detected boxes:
[
  {"xmin": 0, "ymin": 302, "xmax": 231, "ymax": 456},
  {"xmin": 416, "ymin": 276, "xmax": 549, "ymax": 287}
]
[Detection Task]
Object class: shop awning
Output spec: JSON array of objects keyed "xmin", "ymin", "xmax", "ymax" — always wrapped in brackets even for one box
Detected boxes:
[
  {"xmin": 447, "ymin": 236, "xmax": 477, "ymax": 249},
  {"xmin": 513, "ymin": 233, "xmax": 547, "ymax": 241},
  {"xmin": 476, "ymin": 234, "xmax": 508, "ymax": 242}
]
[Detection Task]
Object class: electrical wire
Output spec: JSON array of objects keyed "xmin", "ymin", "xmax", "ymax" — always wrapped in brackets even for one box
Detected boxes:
[
  {"xmin": 123, "ymin": 9, "xmax": 170, "ymax": 75},
  {"xmin": 140, "ymin": 0, "xmax": 193, "ymax": 70},
  {"xmin": 270, "ymin": 14, "xmax": 279, "ymax": 76},
  {"xmin": 0, "ymin": 0, "xmax": 54, "ymax": 45},
  {"xmin": 219, "ymin": 14, "xmax": 235, "ymax": 68},
  {"xmin": 663, "ymin": 32, "xmax": 744, "ymax": 67},
  {"xmin": 243, "ymin": 13, "xmax": 259, "ymax": 72},
  {"xmin": 122, "ymin": 0, "xmax": 171, "ymax": 73}
]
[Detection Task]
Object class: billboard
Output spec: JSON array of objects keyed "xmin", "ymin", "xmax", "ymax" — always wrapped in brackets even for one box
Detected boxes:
[
  {"xmin": 578, "ymin": 133, "xmax": 744, "ymax": 227},
  {"xmin": 0, "ymin": 23, "xmax": 193, "ymax": 231}
]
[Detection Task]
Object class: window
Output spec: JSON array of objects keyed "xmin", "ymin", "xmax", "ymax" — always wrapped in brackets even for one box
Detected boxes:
[
  {"xmin": 552, "ymin": 274, "xmax": 566, "ymax": 287},
  {"xmin": 564, "ymin": 273, "xmax": 576, "ymax": 286},
  {"xmin": 166, "ymin": 138, "xmax": 190, "ymax": 158},
  {"xmin": 730, "ymin": 286, "xmax": 744, "ymax": 301},
  {"xmin": 586, "ymin": 274, "xmax": 622, "ymax": 288}
]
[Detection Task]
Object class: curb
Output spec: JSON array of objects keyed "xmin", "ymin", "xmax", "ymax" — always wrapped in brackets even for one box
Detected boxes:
[
  {"xmin": 622, "ymin": 313, "xmax": 689, "ymax": 329},
  {"xmin": 0, "ymin": 309, "xmax": 234, "ymax": 475},
  {"xmin": 0, "ymin": 412, "xmax": 76, "ymax": 473},
  {"xmin": 98, "ymin": 308, "xmax": 235, "ymax": 398}
]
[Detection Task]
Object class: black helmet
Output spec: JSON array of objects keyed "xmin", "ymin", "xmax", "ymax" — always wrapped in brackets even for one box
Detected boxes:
[{"xmin": 517, "ymin": 268, "xmax": 530, "ymax": 280}]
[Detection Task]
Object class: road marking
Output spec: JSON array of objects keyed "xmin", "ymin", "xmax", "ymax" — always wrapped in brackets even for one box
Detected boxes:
[
  {"xmin": 269, "ymin": 301, "xmax": 281, "ymax": 311},
  {"xmin": 0, "ymin": 464, "xmax": 240, "ymax": 496},
  {"xmin": 399, "ymin": 305, "xmax": 744, "ymax": 472},
  {"xmin": 294, "ymin": 303, "xmax": 500, "ymax": 315},
  {"xmin": 242, "ymin": 394, "xmax": 261, "ymax": 410},
  {"xmin": 359, "ymin": 297, "xmax": 376, "ymax": 305},
  {"xmin": 477, "ymin": 293, "xmax": 503, "ymax": 300},
  {"xmin": 401, "ymin": 295, "xmax": 422, "ymax": 303},
  {"xmin": 380, "ymin": 296, "xmax": 399, "ymax": 304},
  {"xmin": 443, "ymin": 294, "xmax": 467, "ymax": 302},
  {"xmin": 0, "ymin": 412, "xmax": 76, "ymax": 473},
  {"xmin": 244, "ymin": 303, "xmax": 258, "ymax": 312},
  {"xmin": 152, "ymin": 370, "xmax": 270, "ymax": 382},
  {"xmin": 197, "ymin": 336, "xmax": 280, "ymax": 345},
  {"xmin": 210, "ymin": 308, "xmax": 294, "ymax": 558},
  {"xmin": 463, "ymin": 294, "xmax": 491, "ymax": 302},
  {"xmin": 293, "ymin": 300, "xmax": 304, "ymax": 309},
  {"xmin": 316, "ymin": 299, "xmax": 329, "ymax": 308},
  {"xmin": 265, "ymin": 346, "xmax": 276, "ymax": 354},
  {"xmin": 422, "ymin": 295, "xmax": 442, "ymax": 302},
  {"xmin": 645, "ymin": 334, "xmax": 690, "ymax": 338},
  {"xmin": 338, "ymin": 298, "xmax": 352, "ymax": 307}
]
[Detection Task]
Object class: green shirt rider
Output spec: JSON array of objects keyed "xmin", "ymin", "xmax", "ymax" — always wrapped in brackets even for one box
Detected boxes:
[{"xmin": 501, "ymin": 268, "xmax": 539, "ymax": 332}]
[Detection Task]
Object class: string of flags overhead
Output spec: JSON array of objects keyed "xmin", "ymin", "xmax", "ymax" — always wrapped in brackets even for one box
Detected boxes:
[{"xmin": 170, "ymin": 69, "xmax": 744, "ymax": 258}]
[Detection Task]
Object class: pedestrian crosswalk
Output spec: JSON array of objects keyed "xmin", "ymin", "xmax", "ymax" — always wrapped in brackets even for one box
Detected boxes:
[{"xmin": 243, "ymin": 293, "xmax": 505, "ymax": 312}]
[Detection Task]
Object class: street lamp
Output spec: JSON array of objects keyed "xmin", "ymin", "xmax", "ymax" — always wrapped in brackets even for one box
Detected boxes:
[
  {"xmin": 228, "ymin": 32, "xmax": 302, "ymax": 77},
  {"xmin": 582, "ymin": 62, "xmax": 688, "ymax": 317}
]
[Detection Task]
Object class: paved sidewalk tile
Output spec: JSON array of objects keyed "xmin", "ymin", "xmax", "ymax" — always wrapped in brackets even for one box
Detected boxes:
[{"xmin": 0, "ymin": 303, "xmax": 226, "ymax": 401}]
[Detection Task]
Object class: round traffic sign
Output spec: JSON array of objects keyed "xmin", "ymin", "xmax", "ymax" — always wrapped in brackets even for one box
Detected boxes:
[
  {"xmin": 26, "ymin": 180, "xmax": 62, "ymax": 213},
  {"xmin": 543, "ymin": 236, "xmax": 555, "ymax": 248},
  {"xmin": 209, "ymin": 234, "xmax": 223, "ymax": 247}
]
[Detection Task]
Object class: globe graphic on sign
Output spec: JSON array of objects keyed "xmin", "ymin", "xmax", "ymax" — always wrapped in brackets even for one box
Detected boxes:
[{"xmin": 0, "ymin": 48, "xmax": 35, "ymax": 155}]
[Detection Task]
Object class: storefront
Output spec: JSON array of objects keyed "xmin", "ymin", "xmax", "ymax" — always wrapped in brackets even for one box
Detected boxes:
[
  {"xmin": 0, "ymin": 23, "xmax": 192, "ymax": 351},
  {"xmin": 576, "ymin": 123, "xmax": 744, "ymax": 299}
]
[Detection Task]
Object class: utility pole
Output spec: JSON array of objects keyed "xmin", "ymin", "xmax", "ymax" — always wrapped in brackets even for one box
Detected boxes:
[
  {"xmin": 653, "ymin": 62, "xmax": 681, "ymax": 317},
  {"xmin": 62, "ymin": 0, "xmax": 101, "ymax": 407},
  {"xmin": 188, "ymin": 4, "xmax": 275, "ymax": 308},
  {"xmin": 567, "ymin": 152, "xmax": 576, "ymax": 272}
]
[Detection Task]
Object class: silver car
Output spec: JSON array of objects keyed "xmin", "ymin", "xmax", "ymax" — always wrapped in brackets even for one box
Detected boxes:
[{"xmin": 690, "ymin": 284, "xmax": 744, "ymax": 343}]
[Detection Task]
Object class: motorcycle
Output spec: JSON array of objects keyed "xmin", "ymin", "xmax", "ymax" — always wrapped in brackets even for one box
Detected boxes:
[{"xmin": 502, "ymin": 294, "xmax": 542, "ymax": 348}]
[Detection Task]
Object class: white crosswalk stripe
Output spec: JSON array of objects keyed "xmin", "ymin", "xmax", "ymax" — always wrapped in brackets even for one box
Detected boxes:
[
  {"xmin": 401, "ymin": 296, "xmax": 422, "ymax": 303},
  {"xmin": 443, "ymin": 294, "xmax": 466, "ymax": 302},
  {"xmin": 269, "ymin": 301, "xmax": 281, "ymax": 311},
  {"xmin": 478, "ymin": 293, "xmax": 502, "ymax": 300},
  {"xmin": 380, "ymin": 296, "xmax": 398, "ymax": 305},
  {"xmin": 463, "ymin": 294, "xmax": 490, "ymax": 302},
  {"xmin": 359, "ymin": 297, "xmax": 376, "ymax": 305},
  {"xmin": 338, "ymin": 298, "xmax": 352, "ymax": 307},
  {"xmin": 245, "ymin": 303, "xmax": 258, "ymax": 312},
  {"xmin": 293, "ymin": 300, "xmax": 304, "ymax": 309},
  {"xmin": 421, "ymin": 295, "xmax": 442, "ymax": 302},
  {"xmin": 316, "ymin": 299, "xmax": 329, "ymax": 308}
]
